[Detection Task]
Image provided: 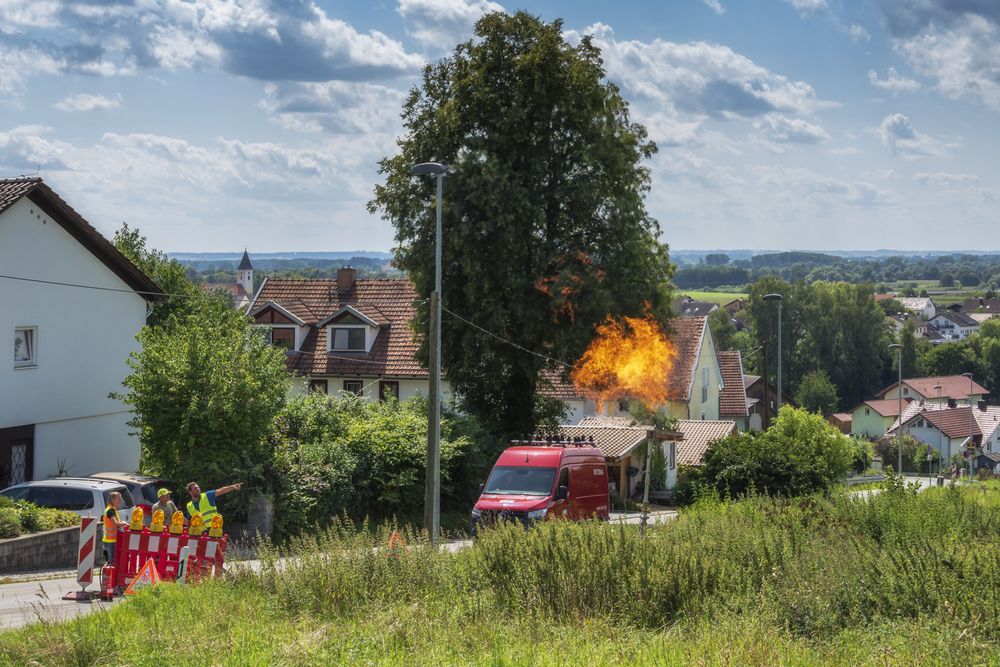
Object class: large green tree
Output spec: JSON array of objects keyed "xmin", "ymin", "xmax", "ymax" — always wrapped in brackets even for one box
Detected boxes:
[
  {"xmin": 370, "ymin": 12, "xmax": 673, "ymax": 437},
  {"xmin": 114, "ymin": 223, "xmax": 198, "ymax": 327},
  {"xmin": 794, "ymin": 369, "xmax": 839, "ymax": 415}
]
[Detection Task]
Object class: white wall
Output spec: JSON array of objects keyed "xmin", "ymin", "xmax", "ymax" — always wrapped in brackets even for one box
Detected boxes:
[
  {"xmin": 35, "ymin": 412, "xmax": 139, "ymax": 477},
  {"xmin": 0, "ymin": 197, "xmax": 146, "ymax": 479}
]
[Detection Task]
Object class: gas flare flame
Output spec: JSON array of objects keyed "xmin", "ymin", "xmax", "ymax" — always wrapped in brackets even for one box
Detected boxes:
[{"xmin": 571, "ymin": 311, "xmax": 678, "ymax": 411}]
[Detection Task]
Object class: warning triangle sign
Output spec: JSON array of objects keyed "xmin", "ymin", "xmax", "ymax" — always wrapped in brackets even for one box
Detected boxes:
[{"xmin": 125, "ymin": 558, "xmax": 161, "ymax": 596}]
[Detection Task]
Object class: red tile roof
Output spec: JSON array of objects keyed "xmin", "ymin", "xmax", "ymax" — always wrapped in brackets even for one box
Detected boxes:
[
  {"xmin": 251, "ymin": 278, "xmax": 425, "ymax": 378},
  {"xmin": 0, "ymin": 178, "xmax": 161, "ymax": 299},
  {"xmin": 666, "ymin": 316, "xmax": 707, "ymax": 401},
  {"xmin": 921, "ymin": 407, "xmax": 983, "ymax": 439},
  {"xmin": 877, "ymin": 376, "xmax": 990, "ymax": 401},
  {"xmin": 675, "ymin": 420, "xmax": 737, "ymax": 466},
  {"xmin": 717, "ymin": 351, "xmax": 748, "ymax": 417},
  {"xmin": 855, "ymin": 398, "xmax": 911, "ymax": 418},
  {"xmin": 557, "ymin": 423, "xmax": 650, "ymax": 459}
]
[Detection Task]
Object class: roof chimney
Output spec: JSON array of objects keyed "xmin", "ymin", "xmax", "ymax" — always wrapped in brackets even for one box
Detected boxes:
[
  {"xmin": 978, "ymin": 400, "xmax": 988, "ymax": 412},
  {"xmin": 337, "ymin": 266, "xmax": 356, "ymax": 292},
  {"xmin": 947, "ymin": 398, "xmax": 957, "ymax": 409}
]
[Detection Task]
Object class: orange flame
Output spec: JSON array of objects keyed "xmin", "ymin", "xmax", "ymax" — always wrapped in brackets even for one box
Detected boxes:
[{"xmin": 571, "ymin": 312, "xmax": 678, "ymax": 411}]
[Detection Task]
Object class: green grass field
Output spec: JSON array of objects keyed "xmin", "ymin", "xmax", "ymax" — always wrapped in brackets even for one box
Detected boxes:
[
  {"xmin": 2, "ymin": 484, "xmax": 997, "ymax": 666},
  {"xmin": 679, "ymin": 290, "xmax": 747, "ymax": 304}
]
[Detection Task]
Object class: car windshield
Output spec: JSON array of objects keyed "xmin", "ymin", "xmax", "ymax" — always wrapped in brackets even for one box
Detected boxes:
[
  {"xmin": 483, "ymin": 466, "xmax": 557, "ymax": 496},
  {"xmin": 103, "ymin": 487, "xmax": 135, "ymax": 508},
  {"xmin": 140, "ymin": 484, "xmax": 161, "ymax": 504}
]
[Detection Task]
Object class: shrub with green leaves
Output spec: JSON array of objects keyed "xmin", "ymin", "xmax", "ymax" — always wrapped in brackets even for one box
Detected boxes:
[
  {"xmin": 0, "ymin": 507, "xmax": 21, "ymax": 539},
  {"xmin": 269, "ymin": 393, "xmax": 490, "ymax": 539},
  {"xmin": 703, "ymin": 406, "xmax": 854, "ymax": 498}
]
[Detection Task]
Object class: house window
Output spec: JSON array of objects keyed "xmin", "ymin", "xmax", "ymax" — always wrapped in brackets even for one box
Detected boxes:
[
  {"xmin": 701, "ymin": 367, "xmax": 709, "ymax": 403},
  {"xmin": 332, "ymin": 327, "xmax": 365, "ymax": 351},
  {"xmin": 14, "ymin": 327, "xmax": 36, "ymax": 368},
  {"xmin": 268, "ymin": 327, "xmax": 295, "ymax": 350},
  {"xmin": 343, "ymin": 380, "xmax": 363, "ymax": 395},
  {"xmin": 865, "ymin": 408, "xmax": 870, "ymax": 415},
  {"xmin": 903, "ymin": 388, "xmax": 909, "ymax": 395},
  {"xmin": 378, "ymin": 381, "xmax": 399, "ymax": 401},
  {"xmin": 308, "ymin": 379, "xmax": 328, "ymax": 394},
  {"xmin": 669, "ymin": 442, "xmax": 676, "ymax": 470}
]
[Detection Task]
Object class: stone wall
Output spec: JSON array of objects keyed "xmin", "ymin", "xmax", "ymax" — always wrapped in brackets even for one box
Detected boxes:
[{"xmin": 0, "ymin": 525, "xmax": 79, "ymax": 574}]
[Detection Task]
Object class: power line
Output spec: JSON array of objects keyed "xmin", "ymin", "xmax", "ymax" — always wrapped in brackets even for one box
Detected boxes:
[
  {"xmin": 442, "ymin": 305, "xmax": 575, "ymax": 370},
  {"xmin": 0, "ymin": 273, "xmax": 212, "ymax": 300}
]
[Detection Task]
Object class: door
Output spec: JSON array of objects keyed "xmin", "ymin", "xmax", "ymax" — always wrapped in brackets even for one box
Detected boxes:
[
  {"xmin": 549, "ymin": 466, "xmax": 570, "ymax": 519},
  {"xmin": 0, "ymin": 425, "xmax": 34, "ymax": 489}
]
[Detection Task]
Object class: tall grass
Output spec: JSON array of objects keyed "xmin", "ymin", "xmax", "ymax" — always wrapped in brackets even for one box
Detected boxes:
[{"xmin": 1, "ymin": 485, "xmax": 997, "ymax": 665}]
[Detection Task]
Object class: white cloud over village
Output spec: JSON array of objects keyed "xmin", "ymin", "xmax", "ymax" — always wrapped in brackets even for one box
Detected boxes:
[{"xmin": 0, "ymin": 0, "xmax": 996, "ymax": 250}]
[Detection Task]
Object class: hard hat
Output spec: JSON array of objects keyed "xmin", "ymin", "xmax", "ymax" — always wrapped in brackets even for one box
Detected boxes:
[{"xmin": 157, "ymin": 488, "xmax": 171, "ymax": 498}]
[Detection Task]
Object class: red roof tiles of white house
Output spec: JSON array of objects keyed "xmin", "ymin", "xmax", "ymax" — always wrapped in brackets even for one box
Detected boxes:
[
  {"xmin": 675, "ymin": 419, "xmax": 737, "ymax": 466},
  {"xmin": 251, "ymin": 278, "xmax": 425, "ymax": 378},
  {"xmin": 877, "ymin": 376, "xmax": 989, "ymax": 401},
  {"xmin": 717, "ymin": 350, "xmax": 748, "ymax": 417}
]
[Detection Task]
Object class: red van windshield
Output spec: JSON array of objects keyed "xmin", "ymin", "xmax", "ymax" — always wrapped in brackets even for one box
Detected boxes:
[{"xmin": 483, "ymin": 466, "xmax": 556, "ymax": 496}]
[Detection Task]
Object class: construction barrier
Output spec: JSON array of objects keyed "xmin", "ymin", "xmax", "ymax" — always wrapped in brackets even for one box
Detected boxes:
[
  {"xmin": 62, "ymin": 517, "xmax": 98, "ymax": 601},
  {"xmin": 114, "ymin": 525, "xmax": 228, "ymax": 588}
]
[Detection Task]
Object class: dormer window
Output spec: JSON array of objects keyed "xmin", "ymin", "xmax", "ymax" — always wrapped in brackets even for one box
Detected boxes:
[
  {"xmin": 320, "ymin": 306, "xmax": 382, "ymax": 354},
  {"xmin": 267, "ymin": 327, "xmax": 295, "ymax": 350},
  {"xmin": 332, "ymin": 327, "xmax": 365, "ymax": 351}
]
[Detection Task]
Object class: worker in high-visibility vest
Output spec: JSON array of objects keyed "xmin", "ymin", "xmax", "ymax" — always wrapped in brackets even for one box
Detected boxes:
[
  {"xmin": 185, "ymin": 481, "xmax": 242, "ymax": 522},
  {"xmin": 102, "ymin": 491, "xmax": 127, "ymax": 564}
]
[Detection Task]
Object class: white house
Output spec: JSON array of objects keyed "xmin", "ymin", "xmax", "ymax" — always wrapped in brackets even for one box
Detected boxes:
[
  {"xmin": 928, "ymin": 311, "xmax": 979, "ymax": 340},
  {"xmin": 0, "ymin": 178, "xmax": 160, "ymax": 486},
  {"xmin": 884, "ymin": 401, "xmax": 1000, "ymax": 470},
  {"xmin": 898, "ymin": 297, "xmax": 937, "ymax": 321},
  {"xmin": 248, "ymin": 268, "xmax": 452, "ymax": 401}
]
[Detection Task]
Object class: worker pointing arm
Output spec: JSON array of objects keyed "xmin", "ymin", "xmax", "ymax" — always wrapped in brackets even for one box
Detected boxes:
[{"xmin": 186, "ymin": 481, "xmax": 242, "ymax": 520}]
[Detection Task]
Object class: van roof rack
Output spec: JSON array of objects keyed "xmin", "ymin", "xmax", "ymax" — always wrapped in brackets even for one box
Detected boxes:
[{"xmin": 509, "ymin": 434, "xmax": 595, "ymax": 448}]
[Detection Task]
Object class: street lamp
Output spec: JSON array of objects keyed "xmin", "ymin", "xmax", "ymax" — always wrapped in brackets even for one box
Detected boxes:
[
  {"xmin": 409, "ymin": 161, "xmax": 448, "ymax": 543},
  {"xmin": 762, "ymin": 294, "xmax": 783, "ymax": 415},
  {"xmin": 963, "ymin": 371, "xmax": 975, "ymax": 482},
  {"xmin": 888, "ymin": 343, "xmax": 903, "ymax": 475},
  {"xmin": 933, "ymin": 383, "xmax": 942, "ymax": 482}
]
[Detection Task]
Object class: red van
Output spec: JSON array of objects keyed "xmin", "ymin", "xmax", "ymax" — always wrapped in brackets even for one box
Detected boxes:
[{"xmin": 471, "ymin": 438, "xmax": 610, "ymax": 534}]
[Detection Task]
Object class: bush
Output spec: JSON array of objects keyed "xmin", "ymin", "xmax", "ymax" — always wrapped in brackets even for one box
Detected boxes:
[
  {"xmin": 0, "ymin": 507, "xmax": 21, "ymax": 538},
  {"xmin": 15, "ymin": 502, "xmax": 78, "ymax": 533},
  {"xmin": 269, "ymin": 393, "xmax": 491, "ymax": 539},
  {"xmin": 703, "ymin": 407, "xmax": 854, "ymax": 498},
  {"xmin": 874, "ymin": 434, "xmax": 940, "ymax": 474}
]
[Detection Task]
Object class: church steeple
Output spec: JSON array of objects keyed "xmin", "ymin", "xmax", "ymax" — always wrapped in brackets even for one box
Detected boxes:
[{"xmin": 237, "ymin": 249, "xmax": 253, "ymax": 296}]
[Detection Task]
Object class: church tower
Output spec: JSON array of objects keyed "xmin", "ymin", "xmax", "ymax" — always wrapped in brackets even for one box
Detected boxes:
[{"xmin": 237, "ymin": 249, "xmax": 254, "ymax": 297}]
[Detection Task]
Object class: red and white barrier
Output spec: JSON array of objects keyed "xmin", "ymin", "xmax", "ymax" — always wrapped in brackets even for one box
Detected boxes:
[
  {"xmin": 114, "ymin": 526, "xmax": 228, "ymax": 588},
  {"xmin": 62, "ymin": 517, "xmax": 98, "ymax": 601}
]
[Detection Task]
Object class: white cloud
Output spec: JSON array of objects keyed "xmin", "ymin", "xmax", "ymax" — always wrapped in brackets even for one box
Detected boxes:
[
  {"xmin": 876, "ymin": 2, "xmax": 1000, "ymax": 109},
  {"xmin": 0, "ymin": 0, "xmax": 424, "ymax": 96},
  {"xmin": 784, "ymin": 0, "xmax": 827, "ymax": 14},
  {"xmin": 877, "ymin": 113, "xmax": 951, "ymax": 159},
  {"xmin": 702, "ymin": 0, "xmax": 725, "ymax": 16},
  {"xmin": 914, "ymin": 172, "xmax": 980, "ymax": 187},
  {"xmin": 847, "ymin": 24, "xmax": 870, "ymax": 42},
  {"xmin": 827, "ymin": 146, "xmax": 862, "ymax": 156},
  {"xmin": 398, "ymin": 0, "xmax": 505, "ymax": 47},
  {"xmin": 0, "ymin": 125, "xmax": 72, "ymax": 170},
  {"xmin": 754, "ymin": 114, "xmax": 829, "ymax": 144},
  {"xmin": 748, "ymin": 164, "xmax": 897, "ymax": 207},
  {"xmin": 0, "ymin": 46, "xmax": 62, "ymax": 100},
  {"xmin": 0, "ymin": 0, "xmax": 60, "ymax": 28},
  {"xmin": 53, "ymin": 93, "xmax": 123, "ymax": 112},
  {"xmin": 565, "ymin": 23, "xmax": 832, "ymax": 119},
  {"xmin": 868, "ymin": 68, "xmax": 921, "ymax": 93},
  {"xmin": 259, "ymin": 81, "xmax": 406, "ymax": 134}
]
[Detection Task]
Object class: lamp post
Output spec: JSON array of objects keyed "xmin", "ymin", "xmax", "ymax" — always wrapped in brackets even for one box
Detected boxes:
[
  {"xmin": 933, "ymin": 383, "xmax": 942, "ymax": 482},
  {"xmin": 963, "ymin": 372, "xmax": 975, "ymax": 482},
  {"xmin": 409, "ymin": 161, "xmax": 448, "ymax": 543},
  {"xmin": 888, "ymin": 343, "xmax": 903, "ymax": 475},
  {"xmin": 762, "ymin": 294, "xmax": 783, "ymax": 415}
]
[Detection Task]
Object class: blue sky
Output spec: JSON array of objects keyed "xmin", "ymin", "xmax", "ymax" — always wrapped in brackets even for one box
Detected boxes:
[{"xmin": 1, "ymin": 0, "xmax": 998, "ymax": 253}]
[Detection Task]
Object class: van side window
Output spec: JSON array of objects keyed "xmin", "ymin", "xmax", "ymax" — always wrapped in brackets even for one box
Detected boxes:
[{"xmin": 558, "ymin": 468, "xmax": 569, "ymax": 492}]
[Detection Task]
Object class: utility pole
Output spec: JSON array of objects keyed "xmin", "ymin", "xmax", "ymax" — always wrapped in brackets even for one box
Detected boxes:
[
  {"xmin": 640, "ymin": 429, "xmax": 654, "ymax": 536},
  {"xmin": 763, "ymin": 294, "xmax": 783, "ymax": 415},
  {"xmin": 889, "ymin": 343, "xmax": 902, "ymax": 475},
  {"xmin": 409, "ymin": 162, "xmax": 448, "ymax": 544}
]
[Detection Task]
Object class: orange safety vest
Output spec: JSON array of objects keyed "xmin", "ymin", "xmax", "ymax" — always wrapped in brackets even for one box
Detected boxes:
[{"xmin": 102, "ymin": 505, "xmax": 120, "ymax": 543}]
